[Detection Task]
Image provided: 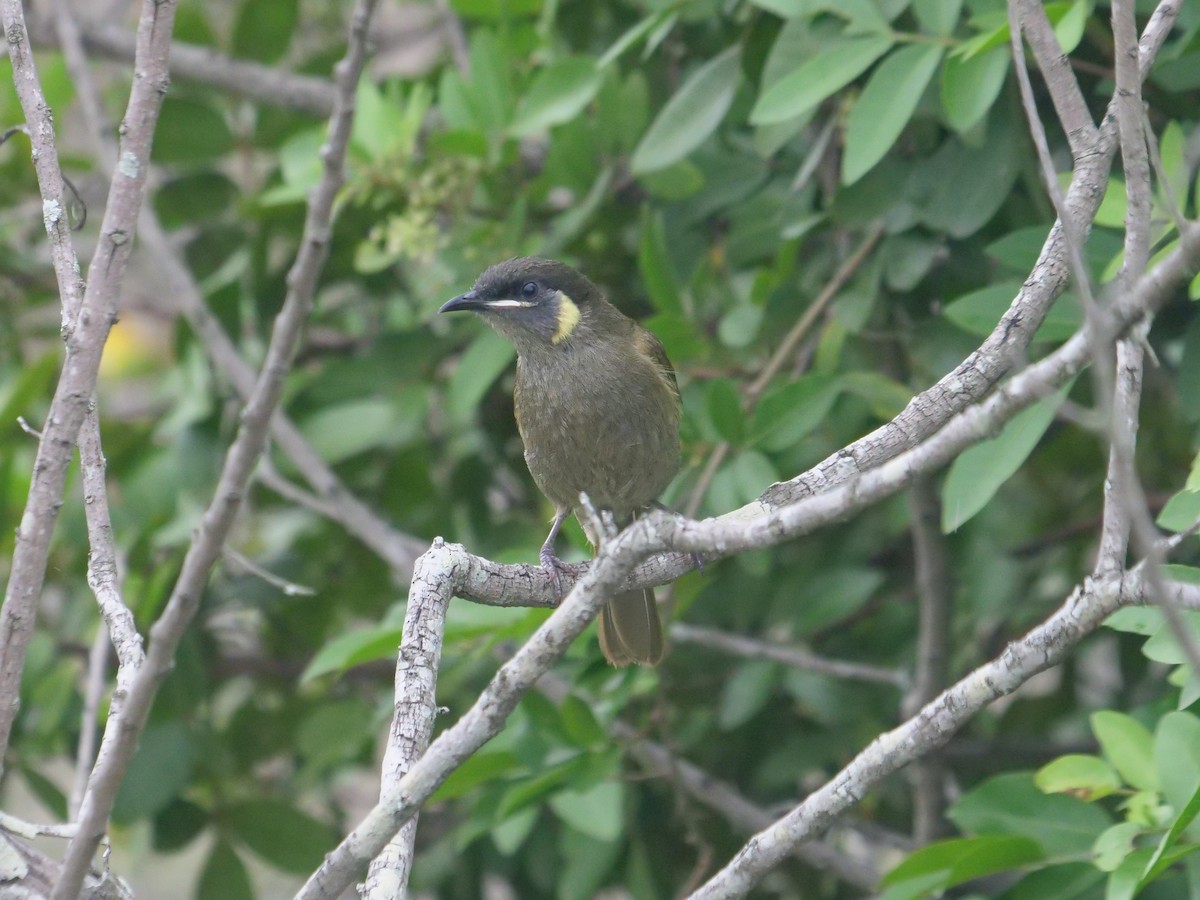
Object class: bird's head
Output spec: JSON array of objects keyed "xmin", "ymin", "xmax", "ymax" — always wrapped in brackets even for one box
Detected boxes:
[{"xmin": 439, "ymin": 257, "xmax": 602, "ymax": 352}]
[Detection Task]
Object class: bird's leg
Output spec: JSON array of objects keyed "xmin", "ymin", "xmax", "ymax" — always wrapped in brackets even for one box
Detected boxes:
[
  {"xmin": 539, "ymin": 509, "xmax": 571, "ymax": 599},
  {"xmin": 649, "ymin": 500, "xmax": 705, "ymax": 573}
]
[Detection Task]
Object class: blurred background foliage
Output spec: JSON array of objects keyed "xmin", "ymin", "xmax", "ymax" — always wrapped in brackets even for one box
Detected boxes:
[{"xmin": 2, "ymin": 0, "xmax": 1200, "ymax": 896}]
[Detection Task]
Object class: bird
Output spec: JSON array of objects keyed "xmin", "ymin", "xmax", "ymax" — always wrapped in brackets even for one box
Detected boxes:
[{"xmin": 439, "ymin": 257, "xmax": 681, "ymax": 665}]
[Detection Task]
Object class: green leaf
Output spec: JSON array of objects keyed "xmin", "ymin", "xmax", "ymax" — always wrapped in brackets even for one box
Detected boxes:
[
  {"xmin": 882, "ymin": 835, "xmax": 1043, "ymax": 896},
  {"xmin": 718, "ymin": 303, "xmax": 763, "ymax": 348},
  {"xmin": 113, "ymin": 722, "xmax": 197, "ymax": 822},
  {"xmin": 1143, "ymin": 614, "xmax": 1200, "ymax": 665},
  {"xmin": 638, "ymin": 208, "xmax": 683, "ymax": 314},
  {"xmin": 943, "ymin": 282, "xmax": 1082, "ymax": 342},
  {"xmin": 153, "ymin": 172, "xmax": 239, "ymax": 228},
  {"xmin": 913, "ymin": 0, "xmax": 963, "ymax": 35},
  {"xmin": 20, "ymin": 767, "xmax": 67, "ymax": 822},
  {"xmin": 227, "ymin": 799, "xmax": 337, "ymax": 874},
  {"xmin": 718, "ymin": 660, "xmax": 778, "ymax": 730},
  {"xmin": 198, "ymin": 840, "xmax": 254, "ymax": 900},
  {"xmin": 1001, "ymin": 863, "xmax": 1104, "ymax": 899},
  {"xmin": 792, "ymin": 567, "xmax": 885, "ymax": 635},
  {"xmin": 1155, "ymin": 712, "xmax": 1200, "ymax": 837},
  {"xmin": 631, "ymin": 47, "xmax": 741, "ymax": 174},
  {"xmin": 300, "ymin": 398, "xmax": 412, "ymax": 464},
  {"xmin": 1035, "ymin": 754, "xmax": 1122, "ymax": 800},
  {"xmin": 297, "ymin": 699, "xmax": 375, "ymax": 770},
  {"xmin": 1093, "ymin": 822, "xmax": 1144, "ymax": 873},
  {"xmin": 446, "ymin": 329, "xmax": 517, "ymax": 421},
  {"xmin": 941, "ymin": 382, "xmax": 1073, "ymax": 532},
  {"xmin": 1092, "ymin": 711, "xmax": 1159, "ymax": 792},
  {"xmin": 152, "ymin": 97, "xmax": 234, "ymax": 164},
  {"xmin": 751, "ymin": 34, "xmax": 893, "ymax": 125},
  {"xmin": 510, "ymin": 58, "xmax": 603, "ymax": 136},
  {"xmin": 843, "ymin": 44, "xmax": 943, "ymax": 184},
  {"xmin": 1053, "ymin": 0, "xmax": 1089, "ymax": 54},
  {"xmin": 232, "ymin": 0, "xmax": 298, "ymax": 63},
  {"xmin": 1157, "ymin": 488, "xmax": 1200, "ymax": 533},
  {"xmin": 1104, "ymin": 607, "xmax": 1163, "ymax": 637},
  {"xmin": 301, "ymin": 623, "xmax": 404, "ymax": 682},
  {"xmin": 940, "ymin": 45, "xmax": 1009, "ymax": 134},
  {"xmin": 707, "ymin": 379, "xmax": 745, "ymax": 444},
  {"xmin": 492, "ymin": 808, "xmax": 538, "ymax": 855},
  {"xmin": 434, "ymin": 751, "xmax": 523, "ymax": 802},
  {"xmin": 560, "ymin": 695, "xmax": 607, "ymax": 747},
  {"xmin": 549, "ymin": 782, "xmax": 625, "ymax": 842},
  {"xmin": 598, "ymin": 12, "xmax": 673, "ymax": 69},
  {"xmin": 750, "ymin": 374, "xmax": 842, "ymax": 452},
  {"xmin": 1107, "ymin": 848, "xmax": 1155, "ymax": 900},
  {"xmin": 948, "ymin": 773, "xmax": 1111, "ymax": 855},
  {"xmin": 153, "ymin": 799, "xmax": 209, "ymax": 852},
  {"xmin": 1140, "ymin": 781, "xmax": 1200, "ymax": 886}
]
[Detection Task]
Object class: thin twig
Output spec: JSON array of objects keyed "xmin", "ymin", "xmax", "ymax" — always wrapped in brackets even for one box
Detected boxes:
[
  {"xmin": 686, "ymin": 225, "xmax": 884, "ymax": 518},
  {"xmin": 903, "ymin": 477, "xmax": 951, "ymax": 843},
  {"xmin": 671, "ymin": 623, "xmax": 906, "ymax": 687},
  {"xmin": 69, "ymin": 629, "xmax": 109, "ymax": 820},
  {"xmin": 223, "ymin": 547, "xmax": 316, "ymax": 597}
]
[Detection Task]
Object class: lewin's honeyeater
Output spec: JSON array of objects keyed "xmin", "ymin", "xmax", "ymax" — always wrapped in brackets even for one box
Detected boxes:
[{"xmin": 440, "ymin": 257, "xmax": 681, "ymax": 665}]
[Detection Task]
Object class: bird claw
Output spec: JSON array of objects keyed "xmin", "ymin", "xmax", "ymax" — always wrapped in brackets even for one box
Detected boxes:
[{"xmin": 540, "ymin": 548, "xmax": 570, "ymax": 601}]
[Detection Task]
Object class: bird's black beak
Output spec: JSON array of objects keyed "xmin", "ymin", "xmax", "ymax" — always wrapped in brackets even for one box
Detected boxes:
[{"xmin": 439, "ymin": 290, "xmax": 482, "ymax": 314}]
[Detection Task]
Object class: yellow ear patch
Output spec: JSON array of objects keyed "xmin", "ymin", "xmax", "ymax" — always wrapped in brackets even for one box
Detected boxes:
[{"xmin": 552, "ymin": 292, "xmax": 581, "ymax": 344}]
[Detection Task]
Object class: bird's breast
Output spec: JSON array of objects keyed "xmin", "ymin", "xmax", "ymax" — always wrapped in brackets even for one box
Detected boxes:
[{"xmin": 514, "ymin": 342, "xmax": 680, "ymax": 515}]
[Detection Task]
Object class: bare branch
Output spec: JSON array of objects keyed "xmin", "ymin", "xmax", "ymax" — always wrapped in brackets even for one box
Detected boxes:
[
  {"xmin": 54, "ymin": 0, "xmax": 384, "ymax": 892},
  {"xmin": 685, "ymin": 562, "xmax": 1174, "ymax": 898},
  {"xmin": 903, "ymin": 477, "xmax": 952, "ymax": 843},
  {"xmin": 363, "ymin": 541, "xmax": 455, "ymax": 898},
  {"xmin": 69, "ymin": 629, "xmax": 109, "ymax": 821},
  {"xmin": 1013, "ymin": 0, "xmax": 1099, "ymax": 156},
  {"xmin": 671, "ymin": 623, "xmax": 907, "ymax": 688},
  {"xmin": 0, "ymin": 0, "xmax": 166, "ymax": 763},
  {"xmin": 29, "ymin": 15, "xmax": 337, "ymax": 115}
]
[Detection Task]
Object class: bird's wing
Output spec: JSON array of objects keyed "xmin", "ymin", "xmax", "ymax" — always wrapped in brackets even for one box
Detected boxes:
[{"xmin": 633, "ymin": 326, "xmax": 679, "ymax": 396}]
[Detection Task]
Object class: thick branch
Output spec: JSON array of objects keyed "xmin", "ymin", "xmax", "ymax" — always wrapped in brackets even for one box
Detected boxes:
[
  {"xmin": 363, "ymin": 542, "xmax": 455, "ymax": 897},
  {"xmin": 1014, "ymin": 0, "xmax": 1099, "ymax": 156}
]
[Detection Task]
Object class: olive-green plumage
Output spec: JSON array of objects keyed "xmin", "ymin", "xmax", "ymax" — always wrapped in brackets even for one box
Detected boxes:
[{"xmin": 440, "ymin": 257, "xmax": 681, "ymax": 666}]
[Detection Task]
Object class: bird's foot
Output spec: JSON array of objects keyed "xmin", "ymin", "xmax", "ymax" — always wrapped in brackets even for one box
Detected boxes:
[
  {"xmin": 539, "ymin": 548, "xmax": 571, "ymax": 601},
  {"xmin": 690, "ymin": 552, "xmax": 705, "ymax": 574}
]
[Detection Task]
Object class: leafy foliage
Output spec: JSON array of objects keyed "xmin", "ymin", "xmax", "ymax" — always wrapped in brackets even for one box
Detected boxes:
[{"xmin": 1, "ymin": 0, "xmax": 1199, "ymax": 896}]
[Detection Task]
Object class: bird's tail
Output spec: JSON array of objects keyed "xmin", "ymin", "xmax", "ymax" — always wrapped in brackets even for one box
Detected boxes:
[{"xmin": 598, "ymin": 588, "xmax": 664, "ymax": 666}]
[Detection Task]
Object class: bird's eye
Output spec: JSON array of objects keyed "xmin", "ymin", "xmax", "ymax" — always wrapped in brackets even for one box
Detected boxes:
[{"xmin": 521, "ymin": 281, "xmax": 538, "ymax": 298}]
